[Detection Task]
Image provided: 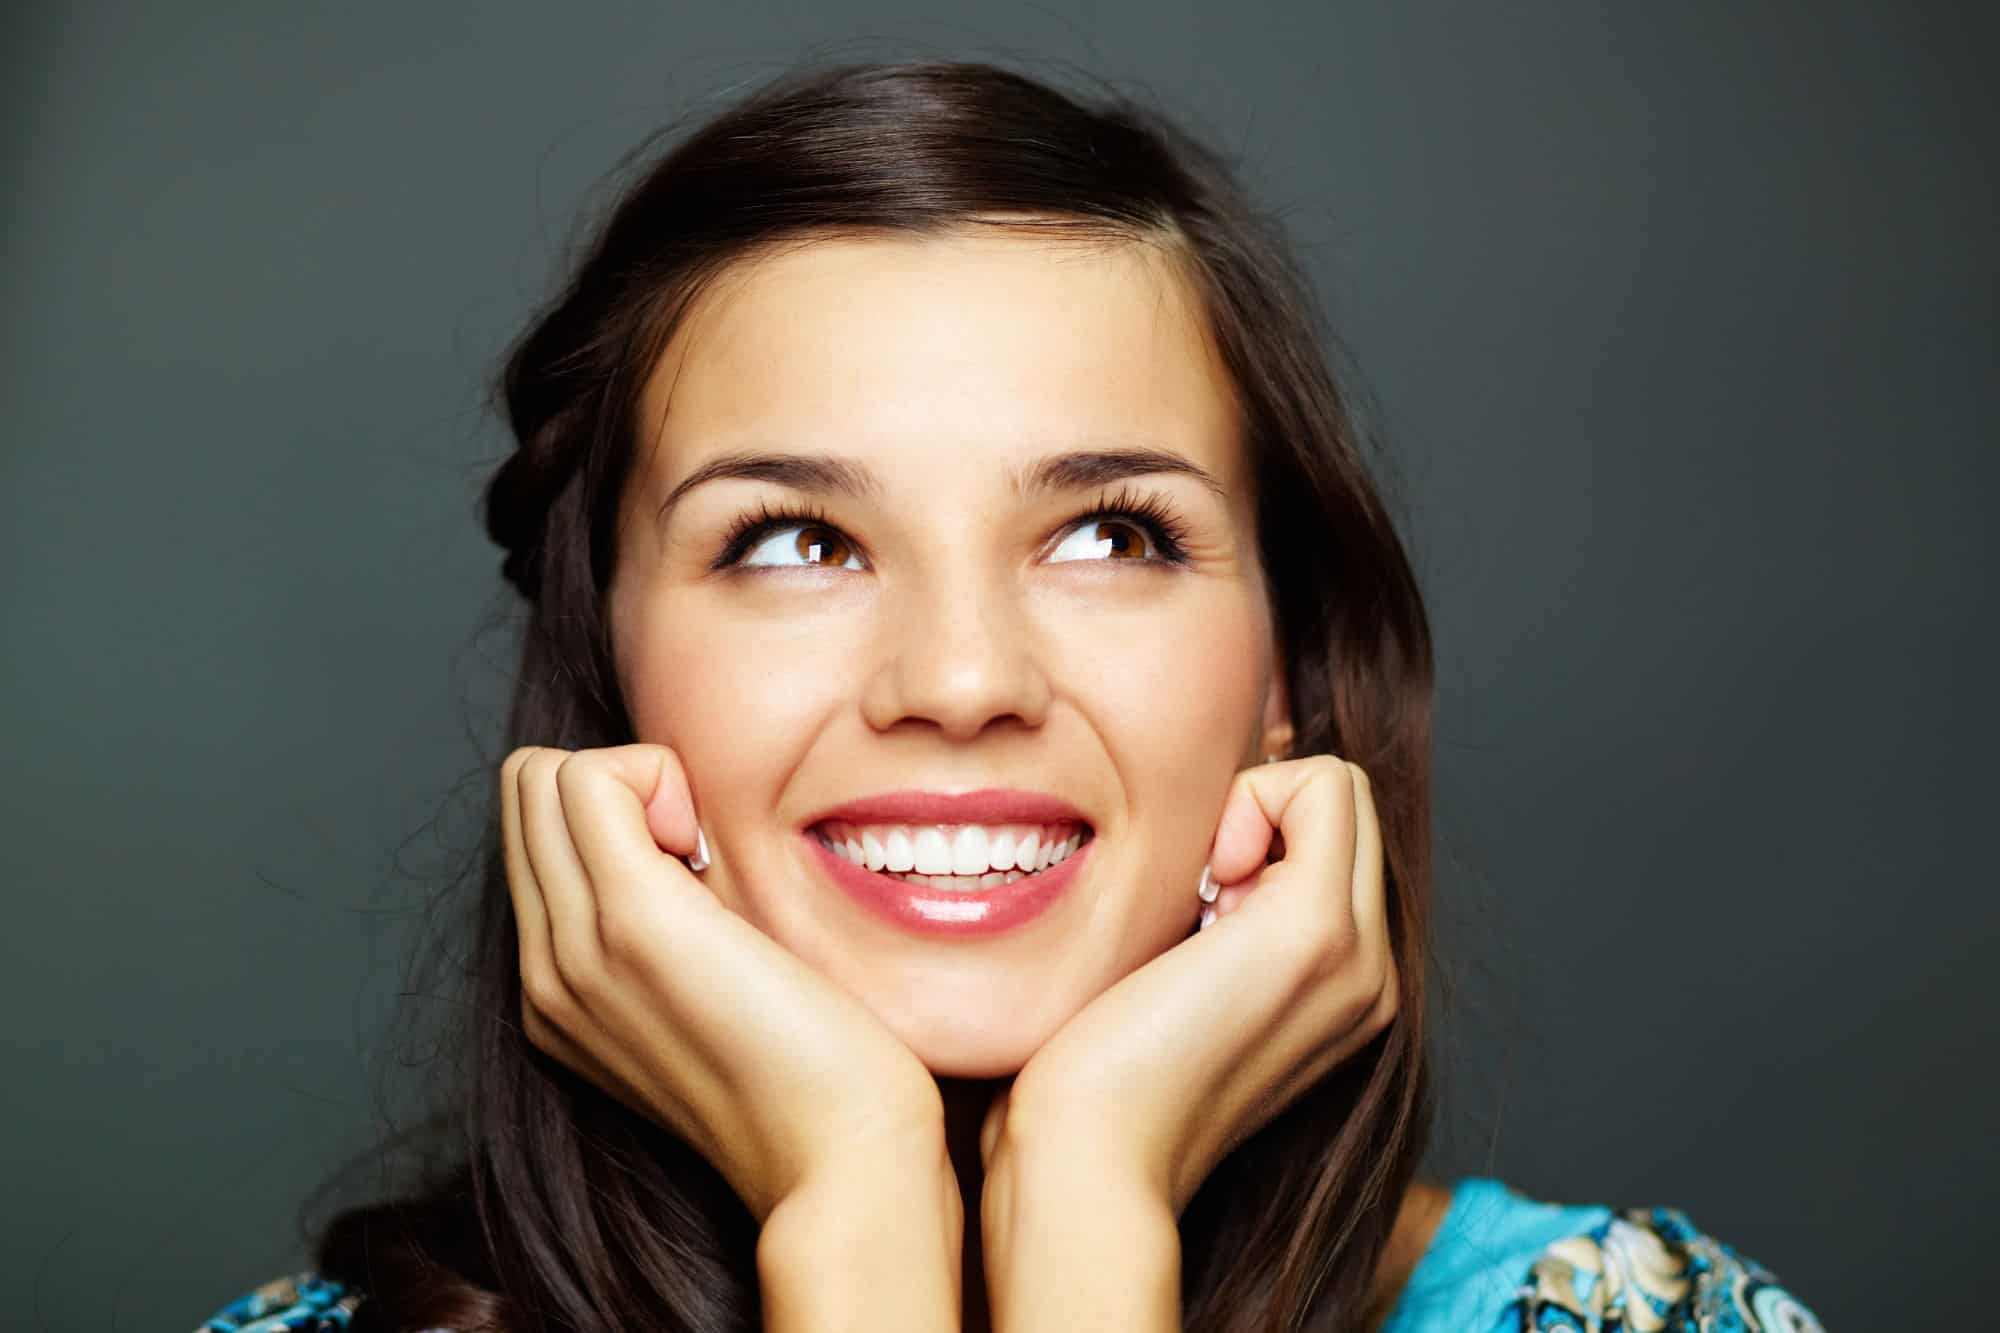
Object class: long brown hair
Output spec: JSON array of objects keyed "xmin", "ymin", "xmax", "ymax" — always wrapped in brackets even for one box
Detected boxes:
[{"xmin": 309, "ymin": 58, "xmax": 1436, "ymax": 1332}]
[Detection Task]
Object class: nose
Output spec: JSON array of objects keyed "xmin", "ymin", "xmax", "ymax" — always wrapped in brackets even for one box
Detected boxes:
[{"xmin": 858, "ymin": 562, "xmax": 1053, "ymax": 743}]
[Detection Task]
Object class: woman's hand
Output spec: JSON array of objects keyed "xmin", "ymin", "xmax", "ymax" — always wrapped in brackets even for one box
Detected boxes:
[
  {"xmin": 983, "ymin": 754, "xmax": 1400, "ymax": 1218},
  {"xmin": 499, "ymin": 744, "xmax": 950, "ymax": 1225}
]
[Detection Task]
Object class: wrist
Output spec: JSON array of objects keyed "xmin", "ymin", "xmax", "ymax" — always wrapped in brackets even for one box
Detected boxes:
[
  {"xmin": 758, "ymin": 1137, "xmax": 963, "ymax": 1332},
  {"xmin": 981, "ymin": 1109, "xmax": 1172, "ymax": 1234},
  {"xmin": 981, "ymin": 1142, "xmax": 1180, "ymax": 1333}
]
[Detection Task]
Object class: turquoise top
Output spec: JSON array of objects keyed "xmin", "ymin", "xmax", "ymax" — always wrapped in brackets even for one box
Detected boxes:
[
  {"xmin": 1379, "ymin": 1176, "xmax": 1823, "ymax": 1333},
  {"xmin": 1380, "ymin": 1176, "xmax": 1614, "ymax": 1331},
  {"xmin": 193, "ymin": 1175, "xmax": 1825, "ymax": 1331}
]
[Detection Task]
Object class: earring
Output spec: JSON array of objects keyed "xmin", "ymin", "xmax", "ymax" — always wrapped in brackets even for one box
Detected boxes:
[
  {"xmin": 1264, "ymin": 753, "xmax": 1281, "ymax": 764},
  {"xmin": 686, "ymin": 824, "xmax": 710, "ymax": 873}
]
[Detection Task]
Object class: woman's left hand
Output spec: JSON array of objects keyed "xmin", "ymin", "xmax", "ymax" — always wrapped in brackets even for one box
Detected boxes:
[{"xmin": 982, "ymin": 755, "xmax": 1400, "ymax": 1218}]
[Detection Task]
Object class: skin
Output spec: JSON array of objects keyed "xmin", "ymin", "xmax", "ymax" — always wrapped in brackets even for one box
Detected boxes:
[
  {"xmin": 593, "ymin": 226, "xmax": 1441, "ymax": 1326},
  {"xmin": 608, "ymin": 228, "xmax": 1279, "ymax": 1074}
]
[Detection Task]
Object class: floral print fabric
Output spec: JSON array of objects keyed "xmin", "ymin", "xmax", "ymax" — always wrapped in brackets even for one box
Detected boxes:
[{"xmin": 1517, "ymin": 1204, "xmax": 1824, "ymax": 1332}]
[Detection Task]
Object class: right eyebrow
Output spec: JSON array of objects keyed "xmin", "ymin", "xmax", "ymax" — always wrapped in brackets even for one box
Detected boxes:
[{"xmin": 655, "ymin": 452, "xmax": 881, "ymax": 527}]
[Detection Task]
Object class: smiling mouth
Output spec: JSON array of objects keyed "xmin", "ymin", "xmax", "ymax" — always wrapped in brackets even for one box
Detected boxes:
[{"xmin": 808, "ymin": 820, "xmax": 1093, "ymax": 892}]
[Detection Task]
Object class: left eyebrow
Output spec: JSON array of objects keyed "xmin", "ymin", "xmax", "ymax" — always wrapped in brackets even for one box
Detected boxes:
[
  {"xmin": 1011, "ymin": 446, "xmax": 1227, "ymax": 502},
  {"xmin": 655, "ymin": 444, "xmax": 1225, "ymax": 527}
]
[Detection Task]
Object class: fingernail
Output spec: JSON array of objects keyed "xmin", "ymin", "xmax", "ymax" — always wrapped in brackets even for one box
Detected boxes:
[
  {"xmin": 1198, "ymin": 905, "xmax": 1218, "ymax": 931},
  {"xmin": 687, "ymin": 824, "xmax": 710, "ymax": 872},
  {"xmin": 1197, "ymin": 862, "xmax": 1218, "ymax": 903}
]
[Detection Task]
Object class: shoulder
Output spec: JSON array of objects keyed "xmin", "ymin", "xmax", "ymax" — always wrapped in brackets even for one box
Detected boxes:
[
  {"xmin": 1383, "ymin": 1179, "xmax": 1825, "ymax": 1333},
  {"xmin": 1513, "ymin": 1202, "xmax": 1826, "ymax": 1333},
  {"xmin": 191, "ymin": 1271, "xmax": 367, "ymax": 1332}
]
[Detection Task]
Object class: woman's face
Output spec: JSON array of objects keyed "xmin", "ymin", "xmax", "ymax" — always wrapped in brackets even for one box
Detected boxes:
[{"xmin": 608, "ymin": 229, "xmax": 1288, "ymax": 1077}]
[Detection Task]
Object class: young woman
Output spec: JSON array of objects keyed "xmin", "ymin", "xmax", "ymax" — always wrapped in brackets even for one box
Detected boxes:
[{"xmin": 194, "ymin": 59, "xmax": 1822, "ymax": 1333}]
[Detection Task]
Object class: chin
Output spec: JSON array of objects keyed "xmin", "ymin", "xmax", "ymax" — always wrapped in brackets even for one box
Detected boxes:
[
  {"xmin": 860, "ymin": 976, "xmax": 1080, "ymax": 1080},
  {"xmin": 907, "ymin": 1019, "xmax": 1045, "ymax": 1080}
]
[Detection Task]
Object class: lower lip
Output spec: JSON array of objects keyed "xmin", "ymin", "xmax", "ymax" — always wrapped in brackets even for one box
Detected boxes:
[{"xmin": 803, "ymin": 831, "xmax": 1091, "ymax": 937}]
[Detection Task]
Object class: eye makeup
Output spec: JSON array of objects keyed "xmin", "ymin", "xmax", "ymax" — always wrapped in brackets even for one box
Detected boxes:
[{"xmin": 706, "ymin": 482, "xmax": 1197, "ymax": 573}]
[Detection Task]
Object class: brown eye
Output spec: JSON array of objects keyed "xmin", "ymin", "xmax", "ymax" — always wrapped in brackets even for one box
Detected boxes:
[
  {"xmin": 1092, "ymin": 520, "xmax": 1147, "ymax": 559},
  {"xmin": 1047, "ymin": 515, "xmax": 1159, "ymax": 563},
  {"xmin": 793, "ymin": 525, "xmax": 852, "ymax": 565},
  {"xmin": 735, "ymin": 520, "xmax": 865, "ymax": 570}
]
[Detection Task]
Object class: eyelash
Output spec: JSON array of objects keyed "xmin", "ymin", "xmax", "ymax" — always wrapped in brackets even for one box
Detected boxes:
[{"xmin": 709, "ymin": 483, "xmax": 1195, "ymax": 572}]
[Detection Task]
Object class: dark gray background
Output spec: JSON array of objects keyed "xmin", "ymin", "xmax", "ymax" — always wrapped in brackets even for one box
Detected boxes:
[{"xmin": 5, "ymin": 2, "xmax": 1991, "ymax": 1327}]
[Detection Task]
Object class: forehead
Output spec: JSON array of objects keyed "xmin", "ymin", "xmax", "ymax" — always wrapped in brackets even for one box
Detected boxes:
[{"xmin": 635, "ymin": 229, "xmax": 1244, "ymax": 486}]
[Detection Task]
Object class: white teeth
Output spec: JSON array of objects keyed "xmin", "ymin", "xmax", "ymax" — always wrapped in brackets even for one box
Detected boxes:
[
  {"xmin": 987, "ymin": 828, "xmax": 1018, "ymax": 871},
  {"xmin": 950, "ymin": 825, "xmax": 991, "ymax": 876},
  {"xmin": 912, "ymin": 827, "xmax": 953, "ymax": 875},
  {"xmin": 816, "ymin": 821, "xmax": 1088, "ymax": 882}
]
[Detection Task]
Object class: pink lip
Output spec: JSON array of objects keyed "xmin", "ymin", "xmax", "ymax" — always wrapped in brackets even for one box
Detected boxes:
[
  {"xmin": 802, "ymin": 828, "xmax": 1093, "ymax": 937},
  {"xmin": 801, "ymin": 788, "xmax": 1091, "ymax": 829}
]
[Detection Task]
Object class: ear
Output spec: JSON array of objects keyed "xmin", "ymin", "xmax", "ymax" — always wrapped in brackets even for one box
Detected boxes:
[{"xmin": 1260, "ymin": 659, "xmax": 1294, "ymax": 761}]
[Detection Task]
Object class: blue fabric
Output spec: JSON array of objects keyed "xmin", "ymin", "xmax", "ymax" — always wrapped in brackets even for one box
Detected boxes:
[{"xmin": 1381, "ymin": 1177, "xmax": 1614, "ymax": 1333}]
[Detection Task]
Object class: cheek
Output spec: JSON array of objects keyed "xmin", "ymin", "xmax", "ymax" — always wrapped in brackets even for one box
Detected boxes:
[
  {"xmin": 618, "ymin": 605, "xmax": 859, "ymax": 910},
  {"xmin": 1067, "ymin": 592, "xmax": 1266, "ymax": 789},
  {"xmin": 1060, "ymin": 593, "xmax": 1268, "ymax": 942}
]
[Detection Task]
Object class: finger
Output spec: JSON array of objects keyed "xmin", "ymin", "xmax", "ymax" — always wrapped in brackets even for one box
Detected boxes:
[
  {"xmin": 1345, "ymin": 761, "xmax": 1391, "ymax": 988},
  {"xmin": 559, "ymin": 744, "xmax": 700, "ymax": 900},
  {"xmin": 1207, "ymin": 756, "xmax": 1357, "ymax": 908},
  {"xmin": 501, "ymin": 746, "xmax": 561, "ymax": 1000},
  {"xmin": 518, "ymin": 747, "xmax": 605, "ymax": 985}
]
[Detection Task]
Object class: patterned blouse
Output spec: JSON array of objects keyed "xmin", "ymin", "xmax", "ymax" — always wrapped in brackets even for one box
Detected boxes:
[{"xmin": 192, "ymin": 1176, "xmax": 1825, "ymax": 1332}]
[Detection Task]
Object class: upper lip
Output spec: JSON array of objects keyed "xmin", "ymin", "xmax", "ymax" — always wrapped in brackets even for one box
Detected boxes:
[{"xmin": 802, "ymin": 788, "xmax": 1092, "ymax": 829}]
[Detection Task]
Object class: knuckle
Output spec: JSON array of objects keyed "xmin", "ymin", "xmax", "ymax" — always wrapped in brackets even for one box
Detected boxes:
[
  {"xmin": 1286, "ymin": 906, "xmax": 1349, "ymax": 976},
  {"xmin": 519, "ymin": 1000, "xmax": 554, "ymax": 1051},
  {"xmin": 515, "ymin": 746, "xmax": 566, "ymax": 795},
  {"xmin": 1315, "ymin": 900, "xmax": 1358, "ymax": 956},
  {"xmin": 500, "ymin": 747, "xmax": 530, "ymax": 787},
  {"xmin": 502, "ymin": 744, "xmax": 544, "ymax": 779},
  {"xmin": 1374, "ymin": 973, "xmax": 1400, "ymax": 1025},
  {"xmin": 553, "ymin": 748, "xmax": 598, "ymax": 796},
  {"xmin": 1362, "ymin": 950, "xmax": 1400, "ymax": 1027},
  {"xmin": 595, "ymin": 900, "xmax": 644, "ymax": 969},
  {"xmin": 551, "ymin": 928, "xmax": 605, "ymax": 996},
  {"xmin": 519, "ymin": 966, "xmax": 564, "ymax": 1021}
]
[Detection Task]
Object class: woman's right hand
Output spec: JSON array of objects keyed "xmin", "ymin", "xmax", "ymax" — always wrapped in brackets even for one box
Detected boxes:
[{"xmin": 499, "ymin": 743, "xmax": 948, "ymax": 1224}]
